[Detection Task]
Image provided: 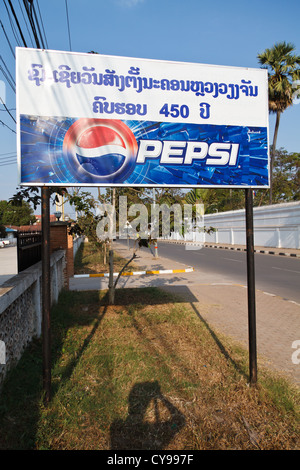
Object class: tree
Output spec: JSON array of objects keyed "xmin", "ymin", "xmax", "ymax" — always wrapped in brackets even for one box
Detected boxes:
[
  {"xmin": 67, "ymin": 190, "xmax": 103, "ymax": 246},
  {"xmin": 254, "ymin": 148, "xmax": 300, "ymax": 205},
  {"xmin": 0, "ymin": 224, "xmax": 6, "ymax": 238},
  {"xmin": 257, "ymin": 41, "xmax": 300, "ymax": 203},
  {"xmin": 184, "ymin": 188, "xmax": 245, "ymax": 214},
  {"xmin": 0, "ymin": 200, "xmax": 36, "ymax": 226},
  {"xmin": 10, "ymin": 186, "xmax": 67, "ymax": 211}
]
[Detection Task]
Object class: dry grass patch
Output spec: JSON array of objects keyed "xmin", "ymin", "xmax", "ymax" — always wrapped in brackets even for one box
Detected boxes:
[
  {"xmin": 0, "ymin": 243, "xmax": 299, "ymax": 450},
  {"xmin": 0, "ymin": 288, "xmax": 289, "ymax": 450},
  {"xmin": 74, "ymin": 241, "xmax": 139, "ymax": 275}
]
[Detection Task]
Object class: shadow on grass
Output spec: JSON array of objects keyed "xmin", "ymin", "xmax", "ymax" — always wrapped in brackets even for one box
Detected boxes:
[
  {"xmin": 112, "ymin": 285, "xmax": 198, "ymax": 305},
  {"xmin": 159, "ymin": 285, "xmax": 249, "ymax": 382},
  {"xmin": 189, "ymin": 302, "xmax": 248, "ymax": 381},
  {"xmin": 50, "ymin": 291, "xmax": 109, "ymax": 397},
  {"xmin": 0, "ymin": 289, "xmax": 108, "ymax": 450},
  {"xmin": 74, "ymin": 242, "xmax": 102, "ymax": 275},
  {"xmin": 110, "ymin": 381, "xmax": 185, "ymax": 450},
  {"xmin": 0, "ymin": 285, "xmax": 247, "ymax": 449}
]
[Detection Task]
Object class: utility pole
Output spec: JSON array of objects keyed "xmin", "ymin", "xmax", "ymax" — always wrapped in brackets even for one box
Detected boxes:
[
  {"xmin": 41, "ymin": 186, "xmax": 51, "ymax": 403},
  {"xmin": 22, "ymin": 0, "xmax": 52, "ymax": 402},
  {"xmin": 108, "ymin": 188, "xmax": 116, "ymax": 304},
  {"xmin": 153, "ymin": 188, "xmax": 158, "ymax": 258}
]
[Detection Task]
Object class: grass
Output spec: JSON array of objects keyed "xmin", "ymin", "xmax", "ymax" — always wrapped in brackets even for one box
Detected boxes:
[
  {"xmin": 0, "ymin": 243, "xmax": 299, "ymax": 450},
  {"xmin": 74, "ymin": 241, "xmax": 139, "ymax": 275}
]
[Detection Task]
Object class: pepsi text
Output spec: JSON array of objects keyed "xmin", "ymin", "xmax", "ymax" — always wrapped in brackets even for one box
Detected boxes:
[{"xmin": 136, "ymin": 140, "xmax": 240, "ymax": 167}]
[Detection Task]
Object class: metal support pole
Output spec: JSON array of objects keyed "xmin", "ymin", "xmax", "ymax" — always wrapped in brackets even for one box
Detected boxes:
[
  {"xmin": 41, "ymin": 186, "xmax": 51, "ymax": 403},
  {"xmin": 153, "ymin": 188, "xmax": 158, "ymax": 258},
  {"xmin": 108, "ymin": 249, "xmax": 115, "ymax": 305},
  {"xmin": 245, "ymin": 189, "xmax": 257, "ymax": 385}
]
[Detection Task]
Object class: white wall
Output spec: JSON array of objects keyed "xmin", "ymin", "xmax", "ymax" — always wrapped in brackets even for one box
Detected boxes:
[
  {"xmin": 203, "ymin": 201, "xmax": 300, "ymax": 249},
  {"xmin": 167, "ymin": 201, "xmax": 300, "ymax": 249}
]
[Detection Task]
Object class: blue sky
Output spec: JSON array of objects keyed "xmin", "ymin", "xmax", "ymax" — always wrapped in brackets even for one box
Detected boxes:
[{"xmin": 0, "ymin": 0, "xmax": 299, "ymax": 215}]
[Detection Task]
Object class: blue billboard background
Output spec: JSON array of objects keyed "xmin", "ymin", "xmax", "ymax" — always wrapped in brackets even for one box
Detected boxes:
[{"xmin": 19, "ymin": 115, "xmax": 269, "ymax": 187}]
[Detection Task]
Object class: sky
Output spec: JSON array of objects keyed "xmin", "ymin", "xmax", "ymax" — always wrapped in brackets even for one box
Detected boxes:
[{"xmin": 0, "ymin": 0, "xmax": 299, "ymax": 218}]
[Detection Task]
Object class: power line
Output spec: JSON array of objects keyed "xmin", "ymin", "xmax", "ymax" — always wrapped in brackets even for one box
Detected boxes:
[
  {"xmin": 0, "ymin": 160, "xmax": 17, "ymax": 167},
  {"xmin": 36, "ymin": 0, "xmax": 48, "ymax": 48},
  {"xmin": 22, "ymin": 0, "xmax": 41, "ymax": 48},
  {"xmin": 0, "ymin": 65, "xmax": 15, "ymax": 92},
  {"xmin": 0, "ymin": 108, "xmax": 16, "ymax": 112},
  {"xmin": 0, "ymin": 55, "xmax": 15, "ymax": 87},
  {"xmin": 0, "ymin": 61, "xmax": 15, "ymax": 93},
  {"xmin": 23, "ymin": 0, "xmax": 49, "ymax": 51},
  {"xmin": 31, "ymin": 0, "xmax": 46, "ymax": 48},
  {"xmin": 0, "ymin": 95, "xmax": 16, "ymax": 123},
  {"xmin": 0, "ymin": 156, "xmax": 17, "ymax": 163},
  {"xmin": 0, "ymin": 19, "xmax": 16, "ymax": 58},
  {"xmin": 5, "ymin": 0, "xmax": 28, "ymax": 47},
  {"xmin": 0, "ymin": 151, "xmax": 16, "ymax": 156},
  {"xmin": 18, "ymin": 0, "xmax": 34, "ymax": 47},
  {"xmin": 65, "ymin": 0, "xmax": 72, "ymax": 51},
  {"xmin": 0, "ymin": 152, "xmax": 17, "ymax": 158},
  {"xmin": 0, "ymin": 119, "xmax": 16, "ymax": 133},
  {"xmin": 3, "ymin": 0, "xmax": 22, "ymax": 46}
]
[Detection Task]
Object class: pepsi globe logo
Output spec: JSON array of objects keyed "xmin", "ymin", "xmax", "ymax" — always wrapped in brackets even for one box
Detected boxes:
[{"xmin": 63, "ymin": 118, "xmax": 138, "ymax": 182}]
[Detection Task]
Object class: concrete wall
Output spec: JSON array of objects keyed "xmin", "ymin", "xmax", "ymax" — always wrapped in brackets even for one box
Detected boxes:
[
  {"xmin": 50, "ymin": 222, "xmax": 74, "ymax": 282},
  {"xmin": 0, "ymin": 250, "xmax": 66, "ymax": 390},
  {"xmin": 168, "ymin": 201, "xmax": 300, "ymax": 249},
  {"xmin": 73, "ymin": 236, "xmax": 84, "ymax": 258},
  {"xmin": 203, "ymin": 201, "xmax": 300, "ymax": 249}
]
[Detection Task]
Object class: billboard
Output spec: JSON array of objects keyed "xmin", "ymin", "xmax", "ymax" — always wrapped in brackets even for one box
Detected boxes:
[{"xmin": 16, "ymin": 48, "xmax": 269, "ymax": 188}]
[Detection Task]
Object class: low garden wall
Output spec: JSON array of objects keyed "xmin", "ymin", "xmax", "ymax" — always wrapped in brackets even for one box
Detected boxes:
[{"xmin": 0, "ymin": 250, "xmax": 67, "ymax": 390}]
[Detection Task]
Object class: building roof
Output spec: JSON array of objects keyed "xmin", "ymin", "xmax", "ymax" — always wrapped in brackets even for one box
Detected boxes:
[{"xmin": 35, "ymin": 214, "xmax": 57, "ymax": 223}]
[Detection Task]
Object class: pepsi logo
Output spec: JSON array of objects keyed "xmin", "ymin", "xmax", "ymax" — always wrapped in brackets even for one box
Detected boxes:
[{"xmin": 63, "ymin": 119, "xmax": 137, "ymax": 182}]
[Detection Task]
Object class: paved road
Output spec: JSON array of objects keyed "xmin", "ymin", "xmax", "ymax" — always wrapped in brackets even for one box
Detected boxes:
[
  {"xmin": 142, "ymin": 241, "xmax": 300, "ymax": 304},
  {"xmin": 0, "ymin": 246, "xmax": 17, "ymax": 285}
]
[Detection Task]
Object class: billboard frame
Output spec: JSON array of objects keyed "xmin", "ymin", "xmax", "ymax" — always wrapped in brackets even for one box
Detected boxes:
[
  {"xmin": 15, "ymin": 47, "xmax": 262, "ymax": 401},
  {"xmin": 16, "ymin": 47, "xmax": 270, "ymax": 190}
]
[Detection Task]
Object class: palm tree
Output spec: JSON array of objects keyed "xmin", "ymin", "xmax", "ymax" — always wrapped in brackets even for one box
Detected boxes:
[
  {"xmin": 257, "ymin": 41, "xmax": 300, "ymax": 204},
  {"xmin": 184, "ymin": 188, "xmax": 210, "ymax": 207}
]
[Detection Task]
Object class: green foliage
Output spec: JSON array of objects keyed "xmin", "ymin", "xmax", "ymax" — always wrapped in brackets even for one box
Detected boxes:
[
  {"xmin": 257, "ymin": 41, "xmax": 300, "ymax": 202},
  {"xmin": 67, "ymin": 190, "xmax": 103, "ymax": 248},
  {"xmin": 0, "ymin": 199, "xmax": 36, "ymax": 226},
  {"xmin": 254, "ymin": 148, "xmax": 299, "ymax": 205},
  {"xmin": 10, "ymin": 186, "xmax": 67, "ymax": 210},
  {"xmin": 258, "ymin": 41, "xmax": 300, "ymax": 114},
  {"xmin": 184, "ymin": 187, "xmax": 245, "ymax": 214},
  {"xmin": 0, "ymin": 224, "xmax": 6, "ymax": 237},
  {"xmin": 184, "ymin": 148, "xmax": 299, "ymax": 212}
]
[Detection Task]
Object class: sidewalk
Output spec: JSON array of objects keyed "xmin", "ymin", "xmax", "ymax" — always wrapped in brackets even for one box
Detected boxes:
[
  {"xmin": 0, "ymin": 246, "xmax": 18, "ymax": 286},
  {"xmin": 70, "ymin": 241, "xmax": 300, "ymax": 387}
]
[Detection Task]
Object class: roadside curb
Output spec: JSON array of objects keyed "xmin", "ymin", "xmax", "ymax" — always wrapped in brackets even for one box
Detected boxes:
[
  {"xmin": 74, "ymin": 266, "xmax": 194, "ymax": 278},
  {"xmin": 161, "ymin": 240, "xmax": 300, "ymax": 258},
  {"xmin": 205, "ymin": 244, "xmax": 300, "ymax": 258}
]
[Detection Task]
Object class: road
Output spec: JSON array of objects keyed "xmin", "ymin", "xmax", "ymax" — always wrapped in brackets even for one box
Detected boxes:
[
  {"xmin": 0, "ymin": 246, "xmax": 18, "ymax": 285},
  {"xmin": 2, "ymin": 241, "xmax": 299, "ymax": 303},
  {"xmin": 121, "ymin": 240, "xmax": 300, "ymax": 304}
]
